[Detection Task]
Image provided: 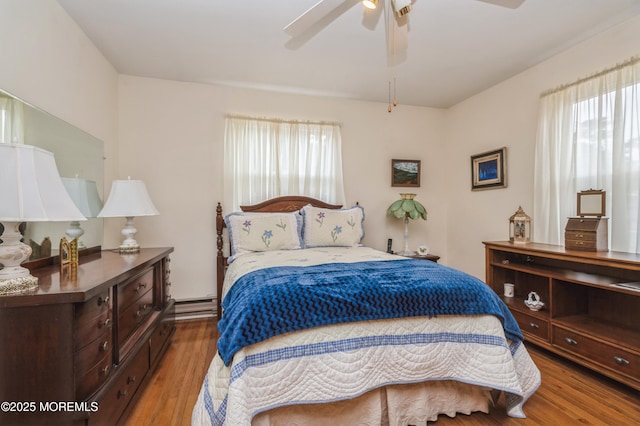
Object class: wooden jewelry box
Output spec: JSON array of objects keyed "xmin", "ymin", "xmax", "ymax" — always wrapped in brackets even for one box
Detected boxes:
[
  {"xmin": 565, "ymin": 189, "xmax": 608, "ymax": 252},
  {"xmin": 565, "ymin": 217, "xmax": 608, "ymax": 251}
]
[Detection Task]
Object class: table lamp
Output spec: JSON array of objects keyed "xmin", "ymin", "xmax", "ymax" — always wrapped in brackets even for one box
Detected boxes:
[
  {"xmin": 0, "ymin": 144, "xmax": 86, "ymax": 295},
  {"xmin": 386, "ymin": 193, "xmax": 427, "ymax": 256},
  {"xmin": 98, "ymin": 177, "xmax": 159, "ymax": 253},
  {"xmin": 62, "ymin": 177, "xmax": 103, "ymax": 249}
]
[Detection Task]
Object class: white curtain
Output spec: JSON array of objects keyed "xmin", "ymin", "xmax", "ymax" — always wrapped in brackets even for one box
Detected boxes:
[
  {"xmin": 534, "ymin": 57, "xmax": 640, "ymax": 253},
  {"xmin": 0, "ymin": 94, "xmax": 25, "ymax": 144},
  {"xmin": 224, "ymin": 116, "xmax": 346, "ymax": 212}
]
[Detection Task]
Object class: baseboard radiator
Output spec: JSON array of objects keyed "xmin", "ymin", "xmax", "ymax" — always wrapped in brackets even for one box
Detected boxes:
[{"xmin": 174, "ymin": 298, "xmax": 217, "ymax": 321}]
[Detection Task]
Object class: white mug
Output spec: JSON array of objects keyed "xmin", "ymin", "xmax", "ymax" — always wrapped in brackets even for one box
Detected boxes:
[{"xmin": 504, "ymin": 283, "xmax": 515, "ymax": 298}]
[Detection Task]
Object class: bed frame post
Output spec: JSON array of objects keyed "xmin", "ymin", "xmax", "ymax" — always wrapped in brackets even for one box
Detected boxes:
[{"xmin": 216, "ymin": 202, "xmax": 226, "ymax": 320}]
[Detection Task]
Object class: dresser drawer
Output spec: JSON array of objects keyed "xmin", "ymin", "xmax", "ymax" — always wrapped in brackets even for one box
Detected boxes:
[
  {"xmin": 75, "ymin": 309, "xmax": 112, "ymax": 351},
  {"xmin": 118, "ymin": 269, "xmax": 154, "ymax": 311},
  {"xmin": 118, "ymin": 290, "xmax": 154, "ymax": 346},
  {"xmin": 511, "ymin": 310, "xmax": 549, "ymax": 341},
  {"xmin": 88, "ymin": 345, "xmax": 149, "ymax": 425},
  {"xmin": 564, "ymin": 237, "xmax": 599, "ymax": 251},
  {"xmin": 150, "ymin": 306, "xmax": 175, "ymax": 365},
  {"xmin": 76, "ymin": 290, "xmax": 111, "ymax": 320},
  {"xmin": 75, "ymin": 333, "xmax": 112, "ymax": 377},
  {"xmin": 552, "ymin": 326, "xmax": 640, "ymax": 379},
  {"xmin": 76, "ymin": 351, "xmax": 112, "ymax": 401}
]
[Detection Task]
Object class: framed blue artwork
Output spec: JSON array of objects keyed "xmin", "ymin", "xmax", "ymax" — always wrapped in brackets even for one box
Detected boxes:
[{"xmin": 471, "ymin": 147, "xmax": 507, "ymax": 191}]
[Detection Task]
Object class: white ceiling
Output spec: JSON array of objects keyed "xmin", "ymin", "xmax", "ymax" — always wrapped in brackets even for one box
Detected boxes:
[{"xmin": 57, "ymin": 0, "xmax": 640, "ymax": 108}]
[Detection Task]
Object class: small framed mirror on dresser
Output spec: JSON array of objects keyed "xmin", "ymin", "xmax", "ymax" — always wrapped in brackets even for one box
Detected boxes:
[{"xmin": 577, "ymin": 189, "xmax": 606, "ymax": 217}]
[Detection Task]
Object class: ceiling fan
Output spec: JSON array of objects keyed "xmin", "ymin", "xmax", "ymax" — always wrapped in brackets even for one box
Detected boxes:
[
  {"xmin": 283, "ymin": 0, "xmax": 526, "ymax": 61},
  {"xmin": 283, "ymin": 0, "xmax": 525, "ymax": 110},
  {"xmin": 284, "ymin": 0, "xmax": 412, "ymax": 67}
]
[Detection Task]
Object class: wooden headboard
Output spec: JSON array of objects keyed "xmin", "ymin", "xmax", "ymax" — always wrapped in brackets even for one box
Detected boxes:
[{"xmin": 215, "ymin": 196, "xmax": 343, "ymax": 319}]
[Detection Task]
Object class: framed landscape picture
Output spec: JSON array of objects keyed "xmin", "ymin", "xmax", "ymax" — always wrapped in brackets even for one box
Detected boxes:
[
  {"xmin": 391, "ymin": 159, "xmax": 421, "ymax": 187},
  {"xmin": 470, "ymin": 147, "xmax": 507, "ymax": 191}
]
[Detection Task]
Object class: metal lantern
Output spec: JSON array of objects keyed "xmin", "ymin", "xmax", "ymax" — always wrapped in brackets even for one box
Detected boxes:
[{"xmin": 509, "ymin": 206, "xmax": 531, "ymax": 244}]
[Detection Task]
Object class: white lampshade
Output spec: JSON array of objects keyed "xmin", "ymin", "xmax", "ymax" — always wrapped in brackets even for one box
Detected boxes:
[
  {"xmin": 98, "ymin": 179, "xmax": 159, "ymax": 218},
  {"xmin": 62, "ymin": 177, "xmax": 103, "ymax": 218},
  {"xmin": 62, "ymin": 177, "xmax": 103, "ymax": 248},
  {"xmin": 98, "ymin": 178, "xmax": 159, "ymax": 253},
  {"xmin": 0, "ymin": 144, "xmax": 86, "ymax": 222},
  {"xmin": 0, "ymin": 143, "xmax": 87, "ymax": 294}
]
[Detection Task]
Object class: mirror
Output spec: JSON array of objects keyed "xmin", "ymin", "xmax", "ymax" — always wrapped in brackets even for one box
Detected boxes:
[
  {"xmin": 0, "ymin": 89, "xmax": 104, "ymax": 259},
  {"xmin": 577, "ymin": 189, "xmax": 606, "ymax": 217}
]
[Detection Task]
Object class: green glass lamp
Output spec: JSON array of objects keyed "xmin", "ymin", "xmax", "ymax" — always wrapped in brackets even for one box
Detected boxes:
[{"xmin": 386, "ymin": 193, "xmax": 427, "ymax": 256}]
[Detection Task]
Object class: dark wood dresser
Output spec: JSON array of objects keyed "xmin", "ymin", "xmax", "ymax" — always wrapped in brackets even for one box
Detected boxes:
[
  {"xmin": 0, "ymin": 247, "xmax": 175, "ymax": 425},
  {"xmin": 484, "ymin": 241, "xmax": 639, "ymax": 390}
]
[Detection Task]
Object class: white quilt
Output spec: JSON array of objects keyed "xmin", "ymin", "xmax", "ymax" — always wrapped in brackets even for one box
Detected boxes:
[{"xmin": 192, "ymin": 248, "xmax": 541, "ymax": 425}]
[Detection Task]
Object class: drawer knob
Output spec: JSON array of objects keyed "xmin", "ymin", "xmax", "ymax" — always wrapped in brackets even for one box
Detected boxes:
[
  {"xmin": 127, "ymin": 375, "xmax": 137, "ymax": 384},
  {"xmin": 97, "ymin": 295, "xmax": 110, "ymax": 306},
  {"xmin": 101, "ymin": 318, "xmax": 112, "ymax": 329},
  {"xmin": 529, "ymin": 322, "xmax": 539, "ymax": 329},
  {"xmin": 100, "ymin": 340, "xmax": 109, "ymax": 351},
  {"xmin": 574, "ymin": 241, "xmax": 584, "ymax": 246},
  {"xmin": 135, "ymin": 283, "xmax": 147, "ymax": 293},
  {"xmin": 117, "ymin": 389, "xmax": 128, "ymax": 399},
  {"xmin": 576, "ymin": 234, "xmax": 584, "ymax": 238},
  {"xmin": 135, "ymin": 304, "xmax": 149, "ymax": 318},
  {"xmin": 101, "ymin": 365, "xmax": 110, "ymax": 375},
  {"xmin": 564, "ymin": 337, "xmax": 578, "ymax": 345},
  {"xmin": 613, "ymin": 356, "xmax": 629, "ymax": 366}
]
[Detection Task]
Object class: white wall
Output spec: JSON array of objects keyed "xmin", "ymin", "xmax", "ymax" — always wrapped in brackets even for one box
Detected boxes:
[
  {"xmin": 118, "ymin": 76, "xmax": 448, "ymax": 300},
  {"xmin": 445, "ymin": 15, "xmax": 640, "ymax": 280}
]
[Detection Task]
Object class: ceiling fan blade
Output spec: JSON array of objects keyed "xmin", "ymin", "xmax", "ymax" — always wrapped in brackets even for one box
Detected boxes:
[
  {"xmin": 284, "ymin": 0, "xmax": 359, "ymax": 38},
  {"xmin": 475, "ymin": 0, "xmax": 526, "ymax": 9}
]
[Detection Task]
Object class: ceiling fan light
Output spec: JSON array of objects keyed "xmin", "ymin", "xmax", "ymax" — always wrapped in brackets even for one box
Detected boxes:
[{"xmin": 362, "ymin": 0, "xmax": 377, "ymax": 10}]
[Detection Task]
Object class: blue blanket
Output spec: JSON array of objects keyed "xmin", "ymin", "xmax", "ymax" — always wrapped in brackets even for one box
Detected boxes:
[{"xmin": 218, "ymin": 259, "xmax": 522, "ymax": 366}]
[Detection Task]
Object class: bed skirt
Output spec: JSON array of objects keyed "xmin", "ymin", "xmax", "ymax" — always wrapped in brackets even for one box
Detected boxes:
[{"xmin": 250, "ymin": 380, "xmax": 493, "ymax": 426}]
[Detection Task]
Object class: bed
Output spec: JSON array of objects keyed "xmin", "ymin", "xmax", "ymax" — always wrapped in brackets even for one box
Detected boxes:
[{"xmin": 193, "ymin": 196, "xmax": 540, "ymax": 425}]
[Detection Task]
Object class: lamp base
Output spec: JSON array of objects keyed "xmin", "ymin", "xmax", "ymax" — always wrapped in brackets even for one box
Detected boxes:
[
  {"xmin": 0, "ymin": 276, "xmax": 39, "ymax": 295},
  {"xmin": 399, "ymin": 250, "xmax": 415, "ymax": 256},
  {"xmin": 0, "ymin": 221, "xmax": 38, "ymax": 295},
  {"xmin": 118, "ymin": 244, "xmax": 140, "ymax": 254},
  {"xmin": 66, "ymin": 221, "xmax": 86, "ymax": 249},
  {"xmin": 117, "ymin": 216, "xmax": 142, "ymax": 254}
]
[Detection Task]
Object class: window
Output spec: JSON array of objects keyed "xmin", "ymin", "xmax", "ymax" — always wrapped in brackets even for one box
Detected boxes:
[
  {"xmin": 0, "ymin": 93, "xmax": 24, "ymax": 144},
  {"xmin": 533, "ymin": 57, "xmax": 640, "ymax": 253},
  {"xmin": 223, "ymin": 116, "xmax": 346, "ymax": 212}
]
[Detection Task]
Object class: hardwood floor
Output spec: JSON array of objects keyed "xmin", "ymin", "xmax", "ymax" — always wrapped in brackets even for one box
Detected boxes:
[
  {"xmin": 126, "ymin": 318, "xmax": 640, "ymax": 425},
  {"xmin": 125, "ymin": 318, "xmax": 219, "ymax": 426}
]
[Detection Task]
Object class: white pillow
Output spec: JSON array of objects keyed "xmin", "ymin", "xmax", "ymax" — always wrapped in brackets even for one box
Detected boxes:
[
  {"xmin": 301, "ymin": 205, "xmax": 365, "ymax": 247},
  {"xmin": 225, "ymin": 212, "xmax": 303, "ymax": 262}
]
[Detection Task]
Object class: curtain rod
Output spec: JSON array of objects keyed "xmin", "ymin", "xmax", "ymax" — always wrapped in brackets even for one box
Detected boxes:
[
  {"xmin": 540, "ymin": 55, "xmax": 640, "ymax": 98},
  {"xmin": 225, "ymin": 114, "xmax": 341, "ymax": 127}
]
